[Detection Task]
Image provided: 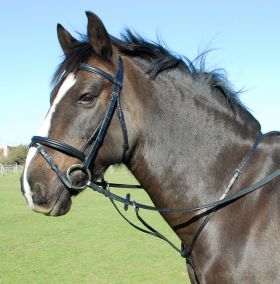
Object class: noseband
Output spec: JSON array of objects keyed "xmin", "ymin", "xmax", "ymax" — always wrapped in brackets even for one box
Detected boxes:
[{"xmin": 31, "ymin": 57, "xmax": 128, "ymax": 191}]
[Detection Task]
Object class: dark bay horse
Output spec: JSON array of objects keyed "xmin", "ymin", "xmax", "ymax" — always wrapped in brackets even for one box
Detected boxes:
[{"xmin": 21, "ymin": 11, "xmax": 280, "ymax": 283}]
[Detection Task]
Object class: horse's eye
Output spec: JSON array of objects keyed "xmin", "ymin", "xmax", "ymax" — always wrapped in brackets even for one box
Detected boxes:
[{"xmin": 77, "ymin": 93, "xmax": 96, "ymax": 105}]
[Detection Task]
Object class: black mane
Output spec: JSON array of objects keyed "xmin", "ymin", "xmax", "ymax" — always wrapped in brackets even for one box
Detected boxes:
[
  {"xmin": 113, "ymin": 30, "xmax": 245, "ymax": 111},
  {"xmin": 52, "ymin": 30, "xmax": 245, "ymax": 113}
]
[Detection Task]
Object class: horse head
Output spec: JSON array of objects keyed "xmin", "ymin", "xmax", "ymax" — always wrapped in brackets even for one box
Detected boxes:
[{"xmin": 21, "ymin": 12, "xmax": 138, "ymax": 216}]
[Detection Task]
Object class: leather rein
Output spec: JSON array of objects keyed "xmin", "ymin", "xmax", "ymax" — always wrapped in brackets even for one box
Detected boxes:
[{"xmin": 31, "ymin": 56, "xmax": 280, "ymax": 269}]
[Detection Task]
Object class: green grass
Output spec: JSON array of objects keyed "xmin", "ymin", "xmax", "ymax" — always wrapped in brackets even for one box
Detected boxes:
[{"xmin": 0, "ymin": 167, "xmax": 189, "ymax": 283}]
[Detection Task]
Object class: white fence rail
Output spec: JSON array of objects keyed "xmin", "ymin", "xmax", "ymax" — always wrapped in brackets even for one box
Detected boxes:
[{"xmin": 0, "ymin": 164, "xmax": 23, "ymax": 176}]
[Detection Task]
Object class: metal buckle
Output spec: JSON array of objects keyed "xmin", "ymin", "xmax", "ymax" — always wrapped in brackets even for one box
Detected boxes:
[{"xmin": 66, "ymin": 164, "xmax": 92, "ymax": 191}]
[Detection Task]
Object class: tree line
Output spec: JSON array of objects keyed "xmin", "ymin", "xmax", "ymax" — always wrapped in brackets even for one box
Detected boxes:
[{"xmin": 0, "ymin": 145, "xmax": 28, "ymax": 165}]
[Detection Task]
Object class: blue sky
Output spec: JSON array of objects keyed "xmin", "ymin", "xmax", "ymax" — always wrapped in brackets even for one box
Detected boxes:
[{"xmin": 1, "ymin": 1, "xmax": 279, "ymax": 146}]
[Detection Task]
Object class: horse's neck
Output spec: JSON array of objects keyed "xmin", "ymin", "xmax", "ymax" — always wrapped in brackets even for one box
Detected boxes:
[{"xmin": 127, "ymin": 68, "xmax": 260, "ymax": 228}]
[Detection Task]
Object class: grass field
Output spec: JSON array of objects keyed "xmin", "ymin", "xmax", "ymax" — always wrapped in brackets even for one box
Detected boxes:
[{"xmin": 0, "ymin": 167, "xmax": 190, "ymax": 283}]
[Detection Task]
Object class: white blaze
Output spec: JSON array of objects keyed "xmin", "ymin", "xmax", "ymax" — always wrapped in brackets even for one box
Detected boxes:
[{"xmin": 23, "ymin": 74, "xmax": 76, "ymax": 208}]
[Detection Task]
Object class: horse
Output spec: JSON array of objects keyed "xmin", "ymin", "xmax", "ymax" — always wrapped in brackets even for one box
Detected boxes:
[{"xmin": 21, "ymin": 11, "xmax": 280, "ymax": 283}]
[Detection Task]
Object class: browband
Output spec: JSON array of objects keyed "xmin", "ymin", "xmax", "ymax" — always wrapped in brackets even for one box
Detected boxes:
[{"xmin": 79, "ymin": 63, "xmax": 123, "ymax": 88}]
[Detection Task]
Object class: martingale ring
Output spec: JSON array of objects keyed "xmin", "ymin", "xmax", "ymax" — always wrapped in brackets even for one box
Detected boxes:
[{"xmin": 66, "ymin": 164, "xmax": 92, "ymax": 190}]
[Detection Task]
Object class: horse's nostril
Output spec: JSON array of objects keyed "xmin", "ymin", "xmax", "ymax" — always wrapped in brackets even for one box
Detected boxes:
[
  {"xmin": 34, "ymin": 182, "xmax": 42, "ymax": 191},
  {"xmin": 33, "ymin": 182, "xmax": 47, "ymax": 199}
]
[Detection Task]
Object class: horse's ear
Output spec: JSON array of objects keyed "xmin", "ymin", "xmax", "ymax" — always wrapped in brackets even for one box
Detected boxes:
[
  {"xmin": 86, "ymin": 11, "xmax": 112, "ymax": 60},
  {"xmin": 57, "ymin": 24, "xmax": 78, "ymax": 55}
]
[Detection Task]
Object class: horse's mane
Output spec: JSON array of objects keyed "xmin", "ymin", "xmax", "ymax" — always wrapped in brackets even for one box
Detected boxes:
[{"xmin": 52, "ymin": 30, "xmax": 246, "ymax": 114}]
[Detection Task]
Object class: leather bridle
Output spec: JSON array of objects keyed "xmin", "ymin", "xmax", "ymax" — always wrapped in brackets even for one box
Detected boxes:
[
  {"xmin": 31, "ymin": 57, "xmax": 129, "ymax": 191},
  {"xmin": 30, "ymin": 56, "xmax": 280, "ymax": 281}
]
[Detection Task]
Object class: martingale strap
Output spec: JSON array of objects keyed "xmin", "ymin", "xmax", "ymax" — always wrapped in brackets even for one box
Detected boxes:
[
  {"xmin": 181, "ymin": 132, "xmax": 265, "ymax": 258},
  {"xmin": 88, "ymin": 166, "xmax": 280, "ymax": 257},
  {"xmin": 88, "ymin": 163, "xmax": 280, "ymax": 214},
  {"xmin": 86, "ymin": 132, "xmax": 280, "ymax": 260}
]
